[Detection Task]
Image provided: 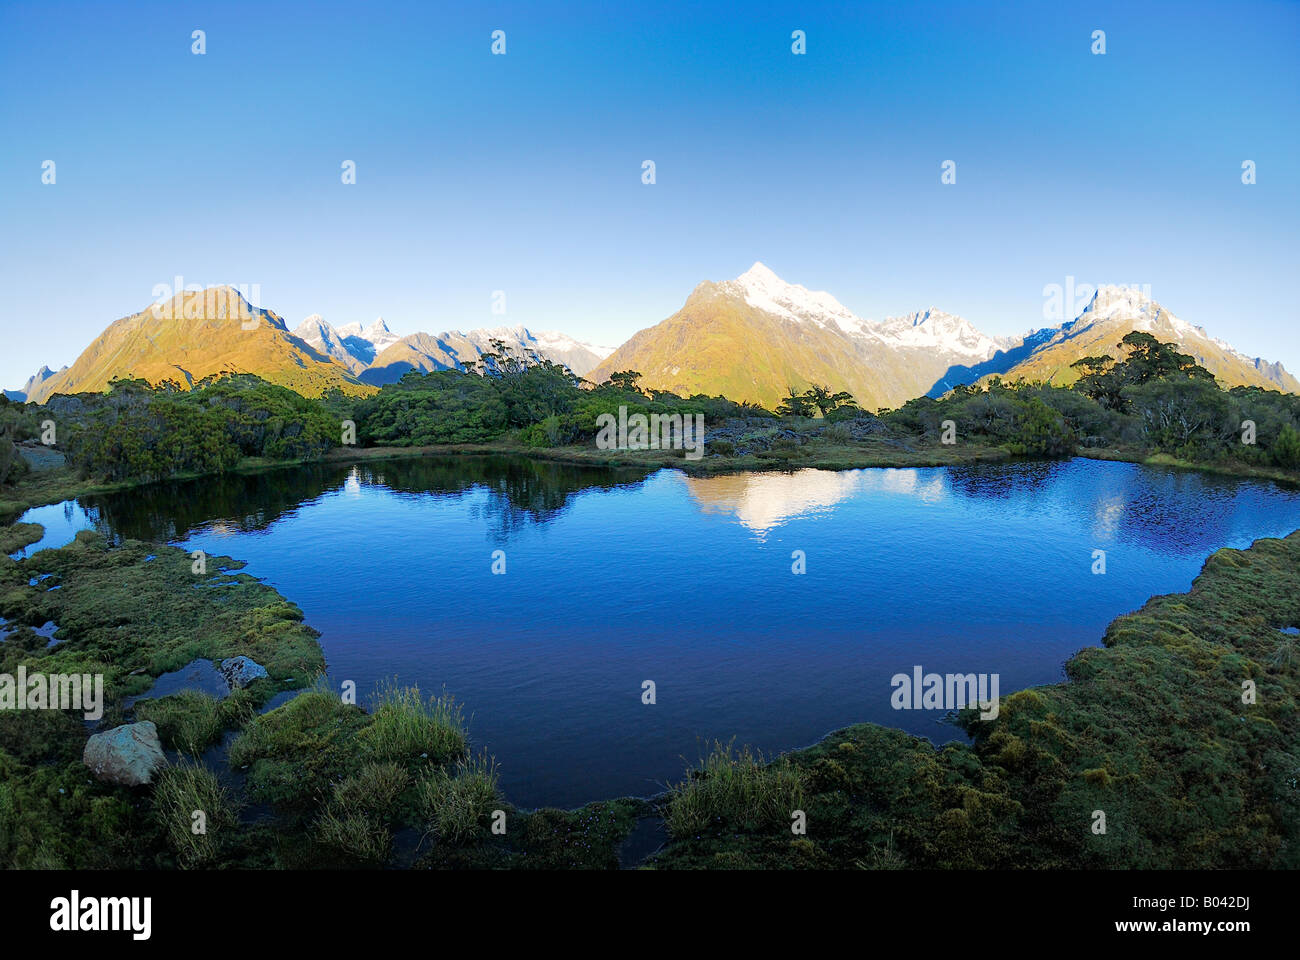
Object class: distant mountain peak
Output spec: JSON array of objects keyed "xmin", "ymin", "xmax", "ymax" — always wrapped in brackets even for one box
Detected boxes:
[
  {"xmin": 1071, "ymin": 285, "xmax": 1234, "ymax": 353},
  {"xmin": 878, "ymin": 307, "xmax": 1008, "ymax": 360},
  {"xmin": 3, "ymin": 363, "xmax": 64, "ymax": 402},
  {"xmin": 737, "ymin": 261, "xmax": 782, "ymax": 285},
  {"xmin": 722, "ymin": 261, "xmax": 867, "ymax": 333},
  {"xmin": 23, "ymin": 290, "xmax": 365, "ymax": 404}
]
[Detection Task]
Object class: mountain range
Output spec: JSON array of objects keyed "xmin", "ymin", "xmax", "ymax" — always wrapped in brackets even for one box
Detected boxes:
[
  {"xmin": 22, "ymin": 288, "xmax": 368, "ymax": 404},
  {"xmin": 589, "ymin": 263, "xmax": 1299, "ymax": 408},
  {"xmin": 3, "ymin": 364, "xmax": 66, "ymax": 403},
  {"xmin": 18, "ymin": 291, "xmax": 613, "ymax": 404},
  {"xmin": 10, "ymin": 265, "xmax": 1298, "ymax": 409},
  {"xmin": 290, "ymin": 317, "xmax": 614, "ymax": 386}
]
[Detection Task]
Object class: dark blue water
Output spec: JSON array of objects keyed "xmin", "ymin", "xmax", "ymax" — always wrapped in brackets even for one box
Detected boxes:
[{"xmin": 19, "ymin": 456, "xmax": 1300, "ymax": 808}]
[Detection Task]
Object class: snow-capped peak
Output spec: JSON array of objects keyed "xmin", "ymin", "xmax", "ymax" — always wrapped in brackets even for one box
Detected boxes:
[
  {"xmin": 523, "ymin": 328, "xmax": 616, "ymax": 360},
  {"xmin": 293, "ymin": 314, "xmax": 332, "ymax": 338},
  {"xmin": 1076, "ymin": 285, "xmax": 1232, "ymax": 352},
  {"xmin": 724, "ymin": 261, "xmax": 869, "ymax": 333},
  {"xmin": 878, "ymin": 308, "xmax": 1008, "ymax": 360},
  {"xmin": 332, "ymin": 317, "xmax": 400, "ymax": 352},
  {"xmin": 453, "ymin": 324, "xmax": 614, "ymax": 361},
  {"xmin": 721, "ymin": 263, "xmax": 1003, "ymax": 361}
]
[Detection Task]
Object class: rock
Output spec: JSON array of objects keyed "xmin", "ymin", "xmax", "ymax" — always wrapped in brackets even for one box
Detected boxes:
[
  {"xmin": 83, "ymin": 722, "xmax": 166, "ymax": 787},
  {"xmin": 218, "ymin": 655, "xmax": 268, "ymax": 688}
]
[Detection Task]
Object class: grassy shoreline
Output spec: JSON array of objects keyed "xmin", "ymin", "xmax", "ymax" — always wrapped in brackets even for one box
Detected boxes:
[
  {"xmin": 322, "ymin": 436, "xmax": 1013, "ymax": 474},
  {"xmin": 1075, "ymin": 446, "xmax": 1300, "ymax": 488},
  {"xmin": 2, "ymin": 443, "xmax": 1299, "ymax": 868},
  {"xmin": 649, "ymin": 528, "xmax": 1300, "ymax": 869}
]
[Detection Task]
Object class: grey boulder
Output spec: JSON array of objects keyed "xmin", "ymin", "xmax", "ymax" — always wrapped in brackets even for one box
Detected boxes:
[
  {"xmin": 218, "ymin": 656, "xmax": 268, "ymax": 688},
  {"xmin": 83, "ymin": 721, "xmax": 166, "ymax": 787}
]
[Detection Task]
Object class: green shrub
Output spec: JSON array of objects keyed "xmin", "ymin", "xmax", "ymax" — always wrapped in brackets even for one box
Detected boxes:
[
  {"xmin": 1272, "ymin": 424, "xmax": 1300, "ymax": 469},
  {"xmin": 1006, "ymin": 397, "xmax": 1075, "ymax": 457}
]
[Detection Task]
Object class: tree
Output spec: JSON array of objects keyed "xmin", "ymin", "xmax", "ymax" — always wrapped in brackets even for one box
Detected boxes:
[
  {"xmin": 0, "ymin": 435, "xmax": 21, "ymax": 486},
  {"xmin": 1007, "ymin": 397, "xmax": 1076, "ymax": 457},
  {"xmin": 604, "ymin": 371, "xmax": 644, "ymax": 394},
  {"xmin": 1071, "ymin": 355, "xmax": 1127, "ymax": 410},
  {"xmin": 804, "ymin": 384, "xmax": 855, "ymax": 418},
  {"xmin": 1117, "ymin": 331, "xmax": 1215, "ymax": 385},
  {"xmin": 1127, "ymin": 378, "xmax": 1234, "ymax": 455},
  {"xmin": 1273, "ymin": 424, "xmax": 1300, "ymax": 469},
  {"xmin": 776, "ymin": 387, "xmax": 816, "ymax": 418}
]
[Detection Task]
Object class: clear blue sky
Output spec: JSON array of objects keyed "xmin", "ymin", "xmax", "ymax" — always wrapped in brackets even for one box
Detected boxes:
[{"xmin": 1, "ymin": 0, "xmax": 1297, "ymax": 388}]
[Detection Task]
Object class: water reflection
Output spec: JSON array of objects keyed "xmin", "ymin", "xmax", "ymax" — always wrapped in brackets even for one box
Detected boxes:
[
  {"xmin": 79, "ymin": 455, "xmax": 651, "ymax": 545},
  {"xmin": 16, "ymin": 454, "xmax": 1300, "ymax": 809},
  {"xmin": 684, "ymin": 469, "xmax": 869, "ymax": 534},
  {"xmin": 683, "ymin": 467, "xmax": 958, "ymax": 535},
  {"xmin": 47, "ymin": 457, "xmax": 1300, "ymax": 564}
]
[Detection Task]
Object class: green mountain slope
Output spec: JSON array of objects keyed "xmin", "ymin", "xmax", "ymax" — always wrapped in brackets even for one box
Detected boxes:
[{"xmin": 28, "ymin": 287, "xmax": 372, "ymax": 403}]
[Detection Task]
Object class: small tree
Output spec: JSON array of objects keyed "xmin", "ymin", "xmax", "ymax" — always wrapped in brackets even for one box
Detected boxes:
[
  {"xmin": 776, "ymin": 387, "xmax": 816, "ymax": 418},
  {"xmin": 604, "ymin": 370, "xmax": 644, "ymax": 394},
  {"xmin": 1272, "ymin": 424, "xmax": 1300, "ymax": 470},
  {"xmin": 804, "ymin": 384, "xmax": 855, "ymax": 418}
]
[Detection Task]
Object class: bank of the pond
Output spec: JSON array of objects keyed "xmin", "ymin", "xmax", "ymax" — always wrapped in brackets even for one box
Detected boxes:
[
  {"xmin": 0, "ymin": 521, "xmax": 657, "ymax": 868},
  {"xmin": 1078, "ymin": 446, "xmax": 1300, "ymax": 488},
  {"xmin": 0, "ymin": 435, "xmax": 1004, "ymax": 524},
  {"xmin": 325, "ymin": 435, "xmax": 1012, "ymax": 474},
  {"xmin": 648, "ymin": 528, "xmax": 1300, "ymax": 869},
  {"xmin": 7, "ymin": 430, "xmax": 1300, "ymax": 526},
  {"xmin": 2, "ymin": 449, "xmax": 1299, "ymax": 869}
]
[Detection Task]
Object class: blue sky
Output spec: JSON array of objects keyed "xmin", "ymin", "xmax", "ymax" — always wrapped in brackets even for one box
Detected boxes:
[{"xmin": 1, "ymin": 0, "xmax": 1297, "ymax": 388}]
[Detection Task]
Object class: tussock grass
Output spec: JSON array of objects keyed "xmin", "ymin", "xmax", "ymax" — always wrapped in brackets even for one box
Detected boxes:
[
  {"xmin": 360, "ymin": 682, "xmax": 467, "ymax": 764},
  {"xmin": 315, "ymin": 760, "xmax": 413, "ymax": 866},
  {"xmin": 665, "ymin": 739, "xmax": 807, "ymax": 838},
  {"xmin": 152, "ymin": 763, "xmax": 239, "ymax": 868},
  {"xmin": 230, "ymin": 679, "xmax": 467, "ymax": 819},
  {"xmin": 227, "ymin": 687, "xmax": 369, "ymax": 805},
  {"xmin": 314, "ymin": 810, "xmax": 392, "ymax": 865},
  {"xmin": 820, "ymin": 422, "xmax": 853, "ymax": 444},
  {"xmin": 417, "ymin": 750, "xmax": 500, "ymax": 845},
  {"xmin": 332, "ymin": 761, "xmax": 410, "ymax": 818},
  {"xmin": 135, "ymin": 688, "xmax": 256, "ymax": 755},
  {"xmin": 0, "ymin": 522, "xmax": 43, "ymax": 556}
]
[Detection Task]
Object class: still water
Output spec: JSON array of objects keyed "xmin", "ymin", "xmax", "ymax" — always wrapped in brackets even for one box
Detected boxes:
[{"xmin": 18, "ymin": 455, "xmax": 1300, "ymax": 808}]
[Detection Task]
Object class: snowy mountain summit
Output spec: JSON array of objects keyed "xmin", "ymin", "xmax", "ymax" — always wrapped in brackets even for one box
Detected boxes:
[
  {"xmin": 723, "ymin": 261, "xmax": 868, "ymax": 332},
  {"xmin": 721, "ymin": 261, "xmax": 1003, "ymax": 362}
]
